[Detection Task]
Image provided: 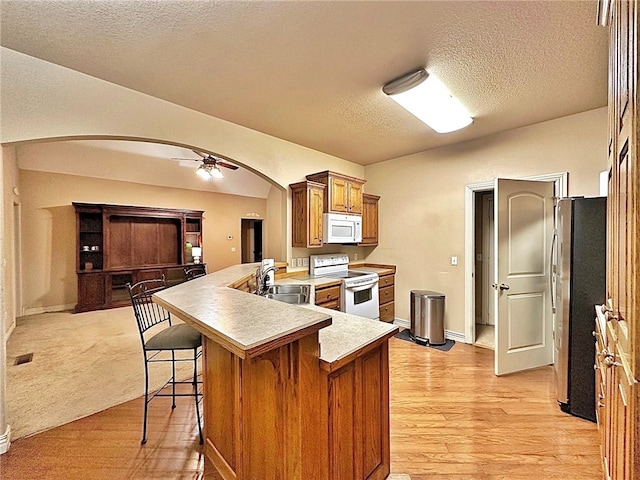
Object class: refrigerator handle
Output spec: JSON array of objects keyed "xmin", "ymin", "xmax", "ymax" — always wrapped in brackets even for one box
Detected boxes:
[{"xmin": 549, "ymin": 230, "xmax": 558, "ymax": 313}]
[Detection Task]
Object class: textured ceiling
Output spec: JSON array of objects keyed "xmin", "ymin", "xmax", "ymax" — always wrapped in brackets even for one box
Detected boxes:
[{"xmin": 0, "ymin": 0, "xmax": 608, "ymax": 165}]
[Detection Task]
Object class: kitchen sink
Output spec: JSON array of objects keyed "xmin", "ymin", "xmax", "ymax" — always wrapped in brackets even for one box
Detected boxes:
[{"xmin": 262, "ymin": 284, "xmax": 311, "ymax": 304}]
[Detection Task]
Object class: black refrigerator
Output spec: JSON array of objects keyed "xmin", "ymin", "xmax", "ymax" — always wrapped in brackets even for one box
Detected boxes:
[{"xmin": 553, "ymin": 196, "xmax": 606, "ymax": 423}]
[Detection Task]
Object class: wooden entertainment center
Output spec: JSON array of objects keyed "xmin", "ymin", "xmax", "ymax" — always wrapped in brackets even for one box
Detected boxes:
[{"xmin": 73, "ymin": 202, "xmax": 204, "ymax": 313}]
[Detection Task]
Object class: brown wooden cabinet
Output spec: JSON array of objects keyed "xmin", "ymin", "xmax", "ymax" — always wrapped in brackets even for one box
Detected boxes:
[
  {"xmin": 321, "ymin": 341, "xmax": 390, "ymax": 480},
  {"xmin": 378, "ymin": 272, "xmax": 395, "ymax": 323},
  {"xmin": 306, "ymin": 171, "xmax": 366, "ymax": 215},
  {"xmin": 74, "ymin": 203, "xmax": 204, "ymax": 312},
  {"xmin": 314, "ymin": 282, "xmax": 342, "ymax": 311},
  {"xmin": 599, "ymin": 0, "xmax": 640, "ymax": 478},
  {"xmin": 360, "ymin": 193, "xmax": 380, "ymax": 246},
  {"xmin": 290, "ymin": 181, "xmax": 325, "ymax": 248}
]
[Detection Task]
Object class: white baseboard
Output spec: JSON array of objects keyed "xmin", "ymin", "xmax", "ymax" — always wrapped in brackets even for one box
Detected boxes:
[
  {"xmin": 392, "ymin": 318, "xmax": 467, "ymax": 344},
  {"xmin": 393, "ymin": 318, "xmax": 409, "ymax": 328},
  {"xmin": 23, "ymin": 303, "xmax": 75, "ymax": 316},
  {"xmin": 0, "ymin": 425, "xmax": 11, "ymax": 455},
  {"xmin": 445, "ymin": 330, "xmax": 466, "ymax": 343}
]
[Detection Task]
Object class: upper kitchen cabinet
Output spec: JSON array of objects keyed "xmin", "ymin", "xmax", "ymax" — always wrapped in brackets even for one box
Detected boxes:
[
  {"xmin": 360, "ymin": 193, "xmax": 380, "ymax": 246},
  {"xmin": 306, "ymin": 171, "xmax": 365, "ymax": 215},
  {"xmin": 290, "ymin": 180, "xmax": 325, "ymax": 248}
]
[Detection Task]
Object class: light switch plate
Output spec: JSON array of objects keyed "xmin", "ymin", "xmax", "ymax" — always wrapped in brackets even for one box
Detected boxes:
[{"xmin": 451, "ymin": 256, "xmax": 458, "ymax": 266}]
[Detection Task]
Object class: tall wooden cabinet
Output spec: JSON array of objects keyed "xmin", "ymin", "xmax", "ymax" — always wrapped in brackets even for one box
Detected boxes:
[
  {"xmin": 598, "ymin": 1, "xmax": 639, "ymax": 478},
  {"xmin": 74, "ymin": 203, "xmax": 204, "ymax": 312}
]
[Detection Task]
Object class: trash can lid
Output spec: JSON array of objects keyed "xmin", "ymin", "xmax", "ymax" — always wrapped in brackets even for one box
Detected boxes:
[{"xmin": 411, "ymin": 290, "xmax": 445, "ymax": 297}]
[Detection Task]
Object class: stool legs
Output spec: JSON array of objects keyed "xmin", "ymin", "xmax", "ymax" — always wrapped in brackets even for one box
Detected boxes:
[
  {"xmin": 193, "ymin": 348, "xmax": 203, "ymax": 445},
  {"xmin": 142, "ymin": 352, "xmax": 150, "ymax": 445}
]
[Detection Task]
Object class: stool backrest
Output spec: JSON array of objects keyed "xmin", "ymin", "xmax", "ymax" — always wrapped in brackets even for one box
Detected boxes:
[
  {"xmin": 184, "ymin": 265, "xmax": 207, "ymax": 281},
  {"xmin": 128, "ymin": 277, "xmax": 171, "ymax": 337}
]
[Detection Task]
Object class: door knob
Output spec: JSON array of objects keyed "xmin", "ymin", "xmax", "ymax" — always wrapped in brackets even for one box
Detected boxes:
[{"xmin": 499, "ymin": 283, "xmax": 510, "ymax": 291}]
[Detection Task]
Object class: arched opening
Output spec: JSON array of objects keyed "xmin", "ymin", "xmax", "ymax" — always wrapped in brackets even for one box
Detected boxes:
[{"xmin": 3, "ymin": 135, "xmax": 288, "ymax": 439}]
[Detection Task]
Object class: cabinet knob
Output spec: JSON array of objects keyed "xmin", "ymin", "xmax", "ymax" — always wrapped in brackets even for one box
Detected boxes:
[{"xmin": 604, "ymin": 355, "xmax": 621, "ymax": 368}]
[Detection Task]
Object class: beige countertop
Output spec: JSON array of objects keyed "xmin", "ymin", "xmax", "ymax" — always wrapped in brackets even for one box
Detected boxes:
[
  {"xmin": 348, "ymin": 264, "xmax": 396, "ymax": 276},
  {"xmin": 153, "ymin": 263, "xmax": 398, "ymax": 366}
]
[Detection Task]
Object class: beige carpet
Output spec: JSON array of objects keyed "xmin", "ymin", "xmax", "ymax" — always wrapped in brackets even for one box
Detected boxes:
[
  {"xmin": 6, "ymin": 307, "xmax": 198, "ymax": 439},
  {"xmin": 474, "ymin": 323, "xmax": 495, "ymax": 350}
]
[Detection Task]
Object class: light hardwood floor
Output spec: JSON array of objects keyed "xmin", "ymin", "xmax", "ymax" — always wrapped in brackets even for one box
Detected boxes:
[{"xmin": 0, "ymin": 337, "xmax": 600, "ymax": 479}]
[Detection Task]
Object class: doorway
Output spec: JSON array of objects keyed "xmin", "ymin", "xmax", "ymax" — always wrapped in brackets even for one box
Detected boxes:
[
  {"xmin": 464, "ymin": 173, "xmax": 568, "ymax": 374},
  {"xmin": 13, "ymin": 201, "xmax": 22, "ymax": 319},
  {"xmin": 474, "ymin": 191, "xmax": 495, "ymax": 350},
  {"xmin": 241, "ymin": 219, "xmax": 263, "ymax": 263}
]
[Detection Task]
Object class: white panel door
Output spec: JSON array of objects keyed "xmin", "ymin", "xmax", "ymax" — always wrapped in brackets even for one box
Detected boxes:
[{"xmin": 494, "ymin": 178, "xmax": 554, "ymax": 376}]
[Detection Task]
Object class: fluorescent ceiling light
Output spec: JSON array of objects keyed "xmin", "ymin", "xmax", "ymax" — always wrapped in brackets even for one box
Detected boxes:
[{"xmin": 383, "ymin": 69, "xmax": 473, "ymax": 134}]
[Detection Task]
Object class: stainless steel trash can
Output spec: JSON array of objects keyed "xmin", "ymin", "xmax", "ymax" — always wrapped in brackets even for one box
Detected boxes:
[{"xmin": 410, "ymin": 290, "xmax": 445, "ymax": 345}]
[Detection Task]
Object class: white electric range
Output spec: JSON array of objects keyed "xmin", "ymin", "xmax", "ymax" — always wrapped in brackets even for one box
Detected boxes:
[{"xmin": 309, "ymin": 253, "xmax": 380, "ymax": 320}]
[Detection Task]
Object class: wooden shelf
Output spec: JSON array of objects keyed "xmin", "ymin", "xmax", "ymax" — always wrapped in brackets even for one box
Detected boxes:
[{"xmin": 73, "ymin": 202, "xmax": 204, "ymax": 312}]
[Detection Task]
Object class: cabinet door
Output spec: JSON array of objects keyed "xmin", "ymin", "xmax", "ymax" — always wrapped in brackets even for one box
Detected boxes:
[
  {"xmin": 360, "ymin": 195, "xmax": 379, "ymax": 245},
  {"xmin": 328, "ymin": 362, "xmax": 358, "ymax": 479},
  {"xmin": 309, "ymin": 185, "xmax": 324, "ymax": 246},
  {"xmin": 291, "ymin": 181, "xmax": 325, "ymax": 248},
  {"xmin": 348, "ymin": 182, "xmax": 363, "ymax": 214},
  {"xmin": 326, "ymin": 344, "xmax": 390, "ymax": 480},
  {"xmin": 329, "ymin": 177, "xmax": 349, "ymax": 213},
  {"xmin": 76, "ymin": 273, "xmax": 105, "ymax": 312}
]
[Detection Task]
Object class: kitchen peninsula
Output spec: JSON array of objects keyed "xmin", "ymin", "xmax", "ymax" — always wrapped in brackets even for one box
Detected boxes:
[{"xmin": 153, "ymin": 263, "xmax": 398, "ymax": 480}]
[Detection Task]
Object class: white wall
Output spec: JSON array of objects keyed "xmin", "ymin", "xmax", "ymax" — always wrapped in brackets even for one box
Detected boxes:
[{"xmin": 365, "ymin": 107, "xmax": 608, "ymax": 335}]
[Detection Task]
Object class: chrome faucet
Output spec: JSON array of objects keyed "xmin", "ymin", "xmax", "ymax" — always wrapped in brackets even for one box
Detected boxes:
[{"xmin": 255, "ymin": 265, "xmax": 279, "ymax": 295}]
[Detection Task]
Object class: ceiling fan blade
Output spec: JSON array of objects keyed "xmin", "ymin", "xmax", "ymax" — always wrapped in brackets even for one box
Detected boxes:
[
  {"xmin": 191, "ymin": 149, "xmax": 207, "ymax": 159},
  {"xmin": 216, "ymin": 160, "xmax": 239, "ymax": 170},
  {"xmin": 171, "ymin": 157, "xmax": 200, "ymax": 162}
]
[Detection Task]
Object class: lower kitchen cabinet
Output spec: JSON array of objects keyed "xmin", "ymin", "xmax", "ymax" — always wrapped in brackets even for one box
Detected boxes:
[
  {"xmin": 315, "ymin": 281, "xmax": 342, "ymax": 311},
  {"xmin": 378, "ymin": 272, "xmax": 395, "ymax": 323},
  {"xmin": 322, "ymin": 341, "xmax": 390, "ymax": 480}
]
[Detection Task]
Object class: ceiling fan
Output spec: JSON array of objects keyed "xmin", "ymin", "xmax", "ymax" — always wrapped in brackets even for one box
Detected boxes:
[{"xmin": 171, "ymin": 150, "xmax": 239, "ymax": 179}]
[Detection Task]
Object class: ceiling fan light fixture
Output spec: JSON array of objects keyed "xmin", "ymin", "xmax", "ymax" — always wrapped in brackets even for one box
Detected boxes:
[
  {"xmin": 196, "ymin": 164, "xmax": 212, "ymax": 179},
  {"xmin": 383, "ymin": 69, "xmax": 473, "ymax": 134},
  {"xmin": 211, "ymin": 164, "xmax": 224, "ymax": 179}
]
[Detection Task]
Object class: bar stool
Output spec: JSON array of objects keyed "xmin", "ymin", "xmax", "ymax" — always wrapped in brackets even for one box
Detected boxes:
[{"xmin": 127, "ymin": 276, "xmax": 203, "ymax": 445}]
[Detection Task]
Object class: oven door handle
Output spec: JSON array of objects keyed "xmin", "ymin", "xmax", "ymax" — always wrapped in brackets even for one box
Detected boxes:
[{"xmin": 345, "ymin": 280, "xmax": 379, "ymax": 292}]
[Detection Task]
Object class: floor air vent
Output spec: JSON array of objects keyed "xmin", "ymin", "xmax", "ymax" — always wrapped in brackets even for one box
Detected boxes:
[{"xmin": 14, "ymin": 353, "xmax": 33, "ymax": 365}]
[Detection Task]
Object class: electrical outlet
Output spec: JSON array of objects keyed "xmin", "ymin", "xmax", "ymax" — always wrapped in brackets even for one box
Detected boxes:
[
  {"xmin": 302, "ymin": 257, "xmax": 309, "ymax": 267},
  {"xmin": 451, "ymin": 256, "xmax": 458, "ymax": 266},
  {"xmin": 354, "ymin": 253, "xmax": 358, "ymax": 261}
]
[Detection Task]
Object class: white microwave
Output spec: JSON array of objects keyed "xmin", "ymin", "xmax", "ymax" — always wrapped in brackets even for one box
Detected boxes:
[{"xmin": 323, "ymin": 213, "xmax": 362, "ymax": 244}]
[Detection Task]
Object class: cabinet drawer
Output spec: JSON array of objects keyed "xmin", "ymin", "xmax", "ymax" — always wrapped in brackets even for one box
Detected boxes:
[
  {"xmin": 379, "ymin": 274, "xmax": 395, "ymax": 288},
  {"xmin": 315, "ymin": 285, "xmax": 341, "ymax": 305},
  {"xmin": 379, "ymin": 301, "xmax": 395, "ymax": 323},
  {"xmin": 318, "ymin": 299, "xmax": 341, "ymax": 311},
  {"xmin": 379, "ymin": 285, "xmax": 394, "ymax": 305}
]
